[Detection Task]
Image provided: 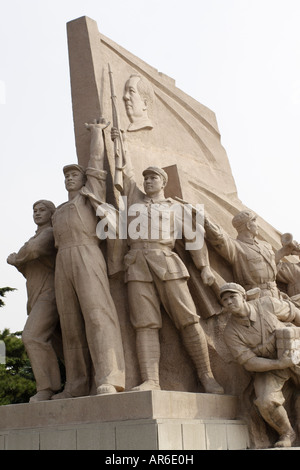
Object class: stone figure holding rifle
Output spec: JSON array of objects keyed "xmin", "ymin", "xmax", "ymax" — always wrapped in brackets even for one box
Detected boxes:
[{"xmin": 109, "ymin": 121, "xmax": 223, "ymax": 395}]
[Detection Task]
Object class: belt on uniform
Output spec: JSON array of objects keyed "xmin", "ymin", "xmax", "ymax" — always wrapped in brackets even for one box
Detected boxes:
[
  {"xmin": 244, "ymin": 281, "xmax": 277, "ymax": 290},
  {"xmin": 129, "ymin": 241, "xmax": 173, "ymax": 251},
  {"xmin": 57, "ymin": 239, "xmax": 100, "ymax": 251}
]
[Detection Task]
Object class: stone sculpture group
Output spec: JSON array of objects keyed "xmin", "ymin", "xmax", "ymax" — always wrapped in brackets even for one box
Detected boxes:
[{"xmin": 7, "ymin": 57, "xmax": 300, "ymax": 450}]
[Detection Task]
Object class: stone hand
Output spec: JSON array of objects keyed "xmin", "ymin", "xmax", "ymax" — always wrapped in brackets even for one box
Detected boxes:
[
  {"xmin": 7, "ymin": 253, "xmax": 17, "ymax": 265},
  {"xmin": 201, "ymin": 266, "xmax": 215, "ymax": 286},
  {"xmin": 110, "ymin": 126, "xmax": 119, "ymax": 141},
  {"xmin": 278, "ymin": 350, "xmax": 297, "ymax": 369},
  {"xmin": 85, "ymin": 118, "xmax": 110, "ymax": 131},
  {"xmin": 80, "ymin": 187, "xmax": 92, "ymax": 198}
]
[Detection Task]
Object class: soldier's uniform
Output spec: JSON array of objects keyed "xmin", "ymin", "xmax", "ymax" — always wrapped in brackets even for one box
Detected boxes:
[
  {"xmin": 119, "ymin": 165, "xmax": 223, "ymax": 394},
  {"xmin": 205, "ymin": 211, "xmax": 279, "ymax": 298},
  {"xmin": 277, "ymin": 260, "xmax": 300, "ymax": 297},
  {"xmin": 221, "ymin": 282, "xmax": 300, "ymax": 447},
  {"xmin": 123, "ymin": 167, "xmax": 209, "ymax": 331},
  {"xmin": 224, "ymin": 292, "xmax": 300, "ymax": 440}
]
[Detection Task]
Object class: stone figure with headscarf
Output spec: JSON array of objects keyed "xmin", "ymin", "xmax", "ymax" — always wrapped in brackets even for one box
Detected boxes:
[{"xmin": 7, "ymin": 199, "xmax": 62, "ymax": 402}]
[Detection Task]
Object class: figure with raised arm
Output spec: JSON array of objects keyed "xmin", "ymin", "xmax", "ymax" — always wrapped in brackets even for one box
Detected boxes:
[
  {"xmin": 51, "ymin": 118, "xmax": 125, "ymax": 399},
  {"xmin": 205, "ymin": 210, "xmax": 279, "ymax": 298}
]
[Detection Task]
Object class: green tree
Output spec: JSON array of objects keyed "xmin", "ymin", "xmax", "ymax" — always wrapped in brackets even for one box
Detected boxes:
[
  {"xmin": 0, "ymin": 329, "xmax": 36, "ymax": 405},
  {"xmin": 0, "ymin": 287, "xmax": 16, "ymax": 307},
  {"xmin": 0, "ymin": 287, "xmax": 36, "ymax": 405}
]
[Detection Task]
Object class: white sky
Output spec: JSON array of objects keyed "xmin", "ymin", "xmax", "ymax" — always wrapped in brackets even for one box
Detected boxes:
[{"xmin": 1, "ymin": 0, "xmax": 300, "ymax": 331}]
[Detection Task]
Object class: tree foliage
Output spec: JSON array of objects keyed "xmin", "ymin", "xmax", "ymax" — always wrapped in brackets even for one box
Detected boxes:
[
  {"xmin": 0, "ymin": 287, "xmax": 16, "ymax": 307},
  {"xmin": 0, "ymin": 329, "xmax": 36, "ymax": 405},
  {"xmin": 0, "ymin": 287, "xmax": 36, "ymax": 405}
]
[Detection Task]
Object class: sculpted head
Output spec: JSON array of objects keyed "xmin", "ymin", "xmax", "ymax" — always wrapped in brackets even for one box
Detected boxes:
[
  {"xmin": 123, "ymin": 74, "xmax": 154, "ymax": 131},
  {"xmin": 219, "ymin": 283, "xmax": 247, "ymax": 317},
  {"xmin": 33, "ymin": 200, "xmax": 56, "ymax": 227},
  {"xmin": 142, "ymin": 166, "xmax": 168, "ymax": 197},
  {"xmin": 63, "ymin": 164, "xmax": 86, "ymax": 193},
  {"xmin": 232, "ymin": 210, "xmax": 258, "ymax": 237}
]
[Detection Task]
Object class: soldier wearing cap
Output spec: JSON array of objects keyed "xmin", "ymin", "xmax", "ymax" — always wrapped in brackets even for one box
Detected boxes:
[
  {"xmin": 111, "ymin": 129, "xmax": 223, "ymax": 395},
  {"xmin": 51, "ymin": 119, "xmax": 125, "ymax": 399},
  {"xmin": 204, "ymin": 210, "xmax": 279, "ymax": 298},
  {"xmin": 220, "ymin": 282, "xmax": 300, "ymax": 448}
]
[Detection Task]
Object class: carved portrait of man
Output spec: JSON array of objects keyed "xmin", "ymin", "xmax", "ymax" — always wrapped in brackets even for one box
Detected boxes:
[{"xmin": 123, "ymin": 73, "xmax": 154, "ymax": 132}]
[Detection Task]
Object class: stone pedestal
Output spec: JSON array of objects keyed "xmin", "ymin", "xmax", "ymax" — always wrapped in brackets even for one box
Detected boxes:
[{"xmin": 0, "ymin": 391, "xmax": 249, "ymax": 450}]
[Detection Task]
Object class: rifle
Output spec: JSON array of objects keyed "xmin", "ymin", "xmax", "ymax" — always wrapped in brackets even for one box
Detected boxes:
[
  {"xmin": 108, "ymin": 63, "xmax": 125, "ymax": 192},
  {"xmin": 174, "ymin": 196, "xmax": 204, "ymax": 218}
]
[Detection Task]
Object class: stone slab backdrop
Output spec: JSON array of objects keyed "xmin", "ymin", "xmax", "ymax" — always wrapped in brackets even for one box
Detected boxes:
[{"xmin": 65, "ymin": 16, "xmax": 292, "ymax": 449}]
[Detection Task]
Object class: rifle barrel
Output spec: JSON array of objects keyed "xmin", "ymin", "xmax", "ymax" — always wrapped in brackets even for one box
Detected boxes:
[{"xmin": 108, "ymin": 63, "xmax": 124, "ymax": 192}]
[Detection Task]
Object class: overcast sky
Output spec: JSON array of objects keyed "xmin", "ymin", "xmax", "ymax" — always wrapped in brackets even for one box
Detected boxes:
[{"xmin": 1, "ymin": 0, "xmax": 300, "ymax": 331}]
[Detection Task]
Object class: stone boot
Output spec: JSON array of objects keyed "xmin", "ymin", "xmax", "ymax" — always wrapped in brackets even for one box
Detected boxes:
[
  {"xmin": 275, "ymin": 429, "xmax": 296, "ymax": 448},
  {"xmin": 132, "ymin": 328, "xmax": 161, "ymax": 391},
  {"xmin": 181, "ymin": 323, "xmax": 224, "ymax": 395},
  {"xmin": 257, "ymin": 403, "xmax": 296, "ymax": 448}
]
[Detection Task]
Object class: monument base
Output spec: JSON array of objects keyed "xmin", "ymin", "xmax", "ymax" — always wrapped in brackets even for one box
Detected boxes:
[{"xmin": 0, "ymin": 390, "xmax": 250, "ymax": 450}]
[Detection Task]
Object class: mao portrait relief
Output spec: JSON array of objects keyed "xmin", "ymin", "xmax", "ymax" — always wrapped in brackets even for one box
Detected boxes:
[{"xmin": 123, "ymin": 73, "xmax": 154, "ymax": 132}]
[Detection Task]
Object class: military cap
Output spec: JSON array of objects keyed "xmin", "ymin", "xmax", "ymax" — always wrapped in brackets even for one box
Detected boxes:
[
  {"xmin": 219, "ymin": 282, "xmax": 246, "ymax": 298},
  {"xmin": 63, "ymin": 164, "xmax": 85, "ymax": 176},
  {"xmin": 232, "ymin": 210, "xmax": 256, "ymax": 231},
  {"xmin": 142, "ymin": 166, "xmax": 168, "ymax": 184}
]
